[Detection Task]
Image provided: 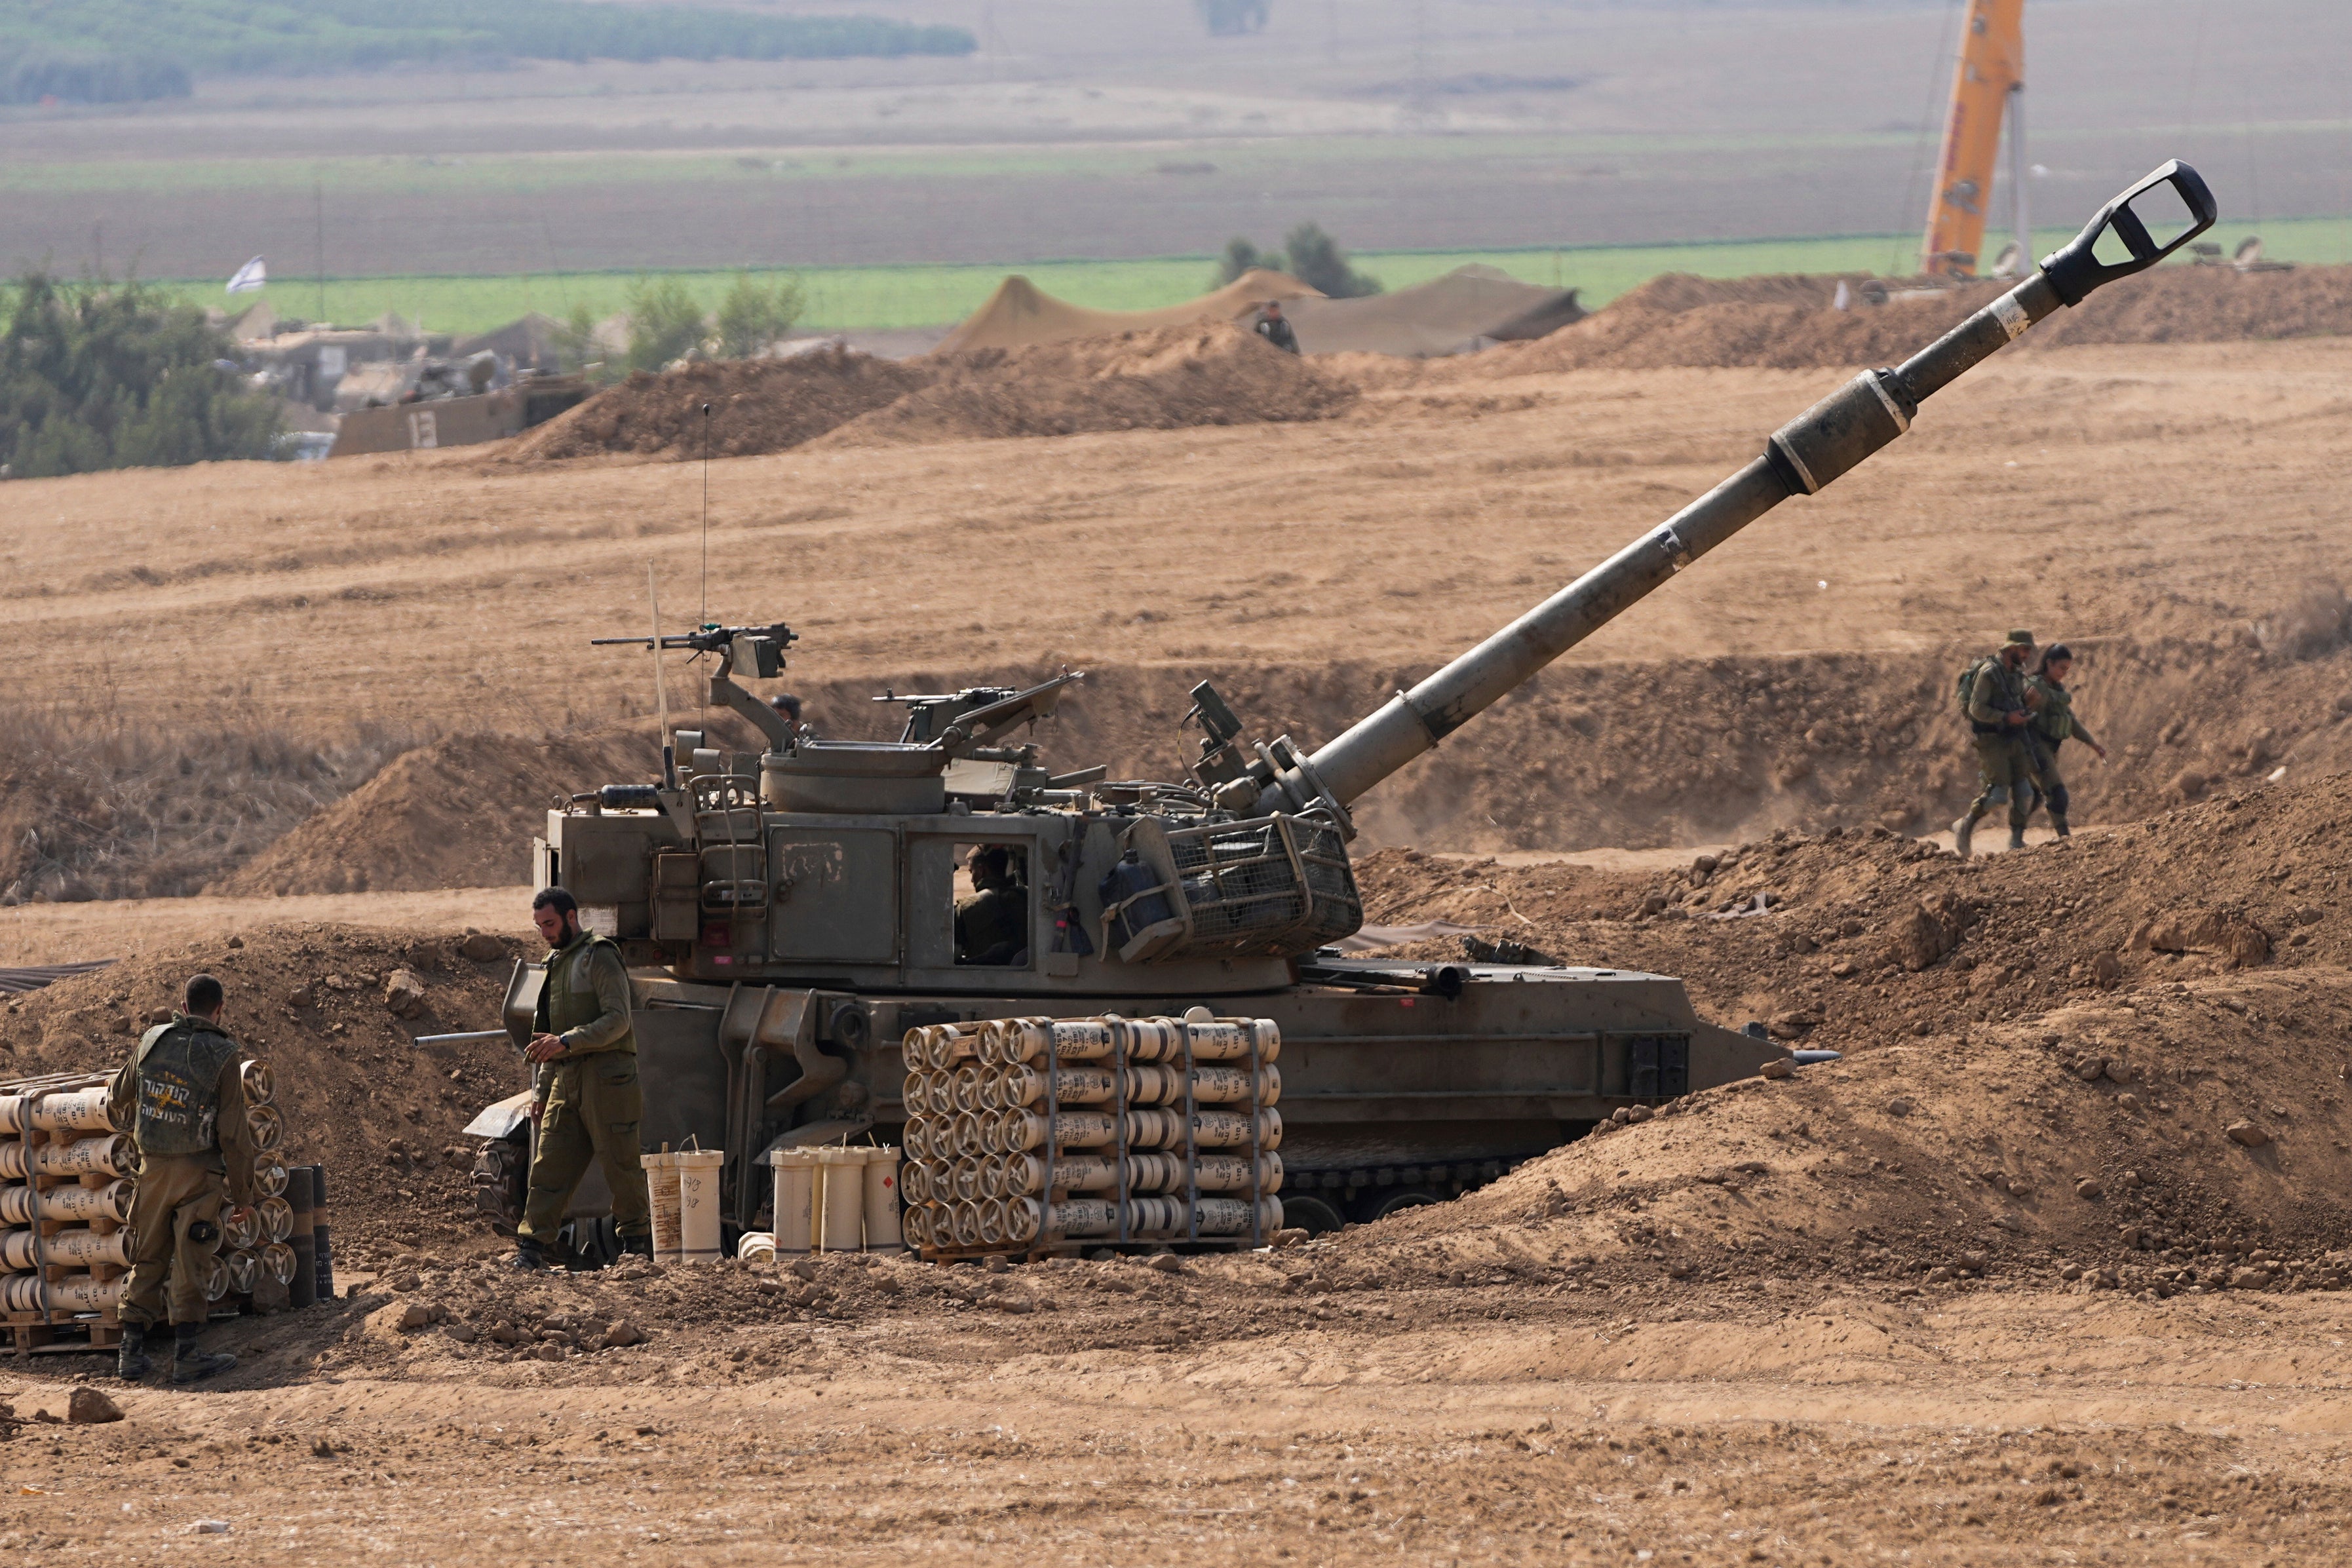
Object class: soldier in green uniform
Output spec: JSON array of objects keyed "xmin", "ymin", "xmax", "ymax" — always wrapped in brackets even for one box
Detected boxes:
[
  {"xmin": 2022, "ymin": 642, "xmax": 2108, "ymax": 838},
  {"xmin": 954, "ymin": 846, "xmax": 1030, "ymax": 966},
  {"xmin": 1951, "ymin": 629, "xmax": 2041, "ymax": 860},
  {"xmin": 111, "ymin": 973, "xmax": 258, "ymax": 1383},
  {"xmin": 1254, "ymin": 300, "xmax": 1300, "ymax": 355},
  {"xmin": 512, "ymin": 887, "xmax": 653, "ymax": 1269}
]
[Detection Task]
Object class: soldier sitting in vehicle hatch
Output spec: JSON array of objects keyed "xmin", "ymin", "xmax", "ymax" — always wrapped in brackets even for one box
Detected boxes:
[{"xmin": 955, "ymin": 846, "xmax": 1030, "ymax": 966}]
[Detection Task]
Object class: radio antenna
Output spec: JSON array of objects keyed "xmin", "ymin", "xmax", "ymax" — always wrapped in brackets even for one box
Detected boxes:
[
  {"xmin": 648, "ymin": 562, "xmax": 675, "ymax": 789},
  {"xmin": 699, "ymin": 401, "xmax": 712, "ymax": 626}
]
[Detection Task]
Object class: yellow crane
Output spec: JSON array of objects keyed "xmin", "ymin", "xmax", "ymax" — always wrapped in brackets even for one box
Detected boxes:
[{"xmin": 1920, "ymin": 0, "xmax": 2029, "ymax": 278}]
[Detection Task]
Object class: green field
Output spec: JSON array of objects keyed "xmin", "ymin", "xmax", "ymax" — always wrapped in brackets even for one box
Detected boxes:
[{"xmin": 160, "ymin": 216, "xmax": 2352, "ymax": 339}]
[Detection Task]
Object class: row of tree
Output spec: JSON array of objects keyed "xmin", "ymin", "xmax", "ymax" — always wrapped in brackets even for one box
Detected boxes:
[{"xmin": 0, "ymin": 272, "xmax": 280, "ymax": 479}]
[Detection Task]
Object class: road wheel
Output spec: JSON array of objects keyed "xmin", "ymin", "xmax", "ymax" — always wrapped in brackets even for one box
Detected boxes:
[
  {"xmin": 1362, "ymin": 1187, "xmax": 1446, "ymax": 1223},
  {"xmin": 1280, "ymin": 1194, "xmax": 1346, "ymax": 1236}
]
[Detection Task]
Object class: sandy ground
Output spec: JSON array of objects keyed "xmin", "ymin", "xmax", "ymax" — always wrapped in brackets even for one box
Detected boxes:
[
  {"xmin": 0, "ymin": 889, "xmax": 528, "ymax": 967},
  {"xmin": 7, "ymin": 337, "xmax": 2348, "ymax": 738},
  {"xmin": 5, "ymin": 1281, "xmax": 2346, "ymax": 1563}
]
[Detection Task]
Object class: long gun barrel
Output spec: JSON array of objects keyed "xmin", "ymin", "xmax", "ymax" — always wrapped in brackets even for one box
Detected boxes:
[{"xmin": 1256, "ymin": 161, "xmax": 2215, "ymax": 819}]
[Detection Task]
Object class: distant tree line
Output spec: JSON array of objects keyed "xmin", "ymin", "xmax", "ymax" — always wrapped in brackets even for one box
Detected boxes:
[
  {"xmin": 0, "ymin": 0, "xmax": 975, "ymax": 80},
  {"xmin": 0, "ymin": 272, "xmax": 280, "ymax": 478},
  {"xmin": 0, "ymin": 52, "xmax": 187, "ymax": 104},
  {"xmin": 1218, "ymin": 223, "xmax": 1383, "ymax": 299}
]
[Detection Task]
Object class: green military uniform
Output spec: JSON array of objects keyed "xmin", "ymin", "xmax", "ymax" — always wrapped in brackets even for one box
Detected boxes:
[
  {"xmin": 2024, "ymin": 672, "xmax": 2098, "ymax": 837},
  {"xmin": 518, "ymin": 930, "xmax": 653, "ymax": 1250},
  {"xmin": 1954, "ymin": 632, "xmax": 2037, "ymax": 858},
  {"xmin": 110, "ymin": 1014, "xmax": 259, "ymax": 1329},
  {"xmin": 955, "ymin": 884, "xmax": 1030, "ymax": 966}
]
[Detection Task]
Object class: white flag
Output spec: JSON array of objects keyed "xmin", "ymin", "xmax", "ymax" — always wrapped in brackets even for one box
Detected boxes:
[{"xmin": 226, "ymin": 256, "xmax": 267, "ymax": 294}]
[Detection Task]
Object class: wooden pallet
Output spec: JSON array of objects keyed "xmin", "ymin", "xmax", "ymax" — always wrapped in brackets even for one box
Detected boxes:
[{"xmin": 5, "ymin": 1314, "xmax": 122, "ymax": 1355}]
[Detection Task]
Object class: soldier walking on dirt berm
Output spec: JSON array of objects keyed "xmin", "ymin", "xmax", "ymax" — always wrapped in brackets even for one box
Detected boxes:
[
  {"xmin": 111, "ymin": 973, "xmax": 258, "ymax": 1383},
  {"xmin": 2023, "ymin": 641, "xmax": 2108, "ymax": 839},
  {"xmin": 1950, "ymin": 629, "xmax": 2041, "ymax": 860},
  {"xmin": 511, "ymin": 887, "xmax": 654, "ymax": 1270}
]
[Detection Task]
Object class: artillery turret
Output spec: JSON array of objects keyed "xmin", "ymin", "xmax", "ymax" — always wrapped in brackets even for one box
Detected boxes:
[{"xmin": 468, "ymin": 163, "xmax": 2216, "ymax": 1251}]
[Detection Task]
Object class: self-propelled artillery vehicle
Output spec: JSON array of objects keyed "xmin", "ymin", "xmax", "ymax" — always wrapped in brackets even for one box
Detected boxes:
[{"xmin": 463, "ymin": 162, "xmax": 2216, "ymax": 1251}]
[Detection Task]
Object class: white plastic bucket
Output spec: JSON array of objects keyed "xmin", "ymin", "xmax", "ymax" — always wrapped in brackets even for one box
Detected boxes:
[
  {"xmin": 676, "ymin": 1150, "xmax": 725, "ymax": 1263},
  {"xmin": 772, "ymin": 1150, "xmax": 819, "ymax": 1256},
  {"xmin": 815, "ymin": 1149, "xmax": 864, "ymax": 1252},
  {"xmin": 640, "ymin": 1151, "xmax": 682, "ymax": 1264},
  {"xmin": 862, "ymin": 1146, "xmax": 904, "ymax": 1255}
]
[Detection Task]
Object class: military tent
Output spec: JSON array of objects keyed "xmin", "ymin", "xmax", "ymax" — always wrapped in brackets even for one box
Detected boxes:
[
  {"xmin": 932, "ymin": 268, "xmax": 1319, "ymax": 354},
  {"xmin": 1284, "ymin": 265, "xmax": 1585, "ymax": 357}
]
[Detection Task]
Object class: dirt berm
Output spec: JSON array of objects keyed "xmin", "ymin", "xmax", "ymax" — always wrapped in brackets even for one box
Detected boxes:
[
  {"xmin": 1448, "ymin": 261, "xmax": 2352, "ymax": 375},
  {"xmin": 208, "ymin": 623, "xmax": 2352, "ymax": 895},
  {"xmin": 505, "ymin": 322, "xmax": 1353, "ymax": 463},
  {"xmin": 214, "ymin": 727, "xmax": 657, "ymax": 896},
  {"xmin": 1332, "ymin": 767, "xmax": 2352, "ymax": 1299},
  {"xmin": 0, "ymin": 925, "xmax": 533, "ymax": 1255}
]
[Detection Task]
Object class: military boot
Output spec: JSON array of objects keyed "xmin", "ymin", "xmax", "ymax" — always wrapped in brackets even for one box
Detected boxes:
[
  {"xmin": 168, "ymin": 1326, "xmax": 236, "ymax": 1385},
  {"xmin": 618, "ymin": 1232, "xmax": 653, "ymax": 1259},
  {"xmin": 2051, "ymin": 818, "xmax": 2072, "ymax": 839},
  {"xmin": 117, "ymin": 1323, "xmax": 152, "ymax": 1383},
  {"xmin": 507, "ymin": 1239, "xmax": 549, "ymax": 1271},
  {"xmin": 1951, "ymin": 814, "xmax": 1975, "ymax": 861},
  {"xmin": 2007, "ymin": 828, "xmax": 2027, "ymax": 851}
]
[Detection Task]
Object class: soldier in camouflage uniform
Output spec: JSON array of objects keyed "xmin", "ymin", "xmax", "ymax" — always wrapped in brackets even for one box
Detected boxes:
[
  {"xmin": 111, "ymin": 973, "xmax": 258, "ymax": 1383},
  {"xmin": 954, "ymin": 846, "xmax": 1030, "ymax": 966},
  {"xmin": 1951, "ymin": 629, "xmax": 2041, "ymax": 860},
  {"xmin": 512, "ymin": 887, "xmax": 653, "ymax": 1269},
  {"xmin": 2022, "ymin": 642, "xmax": 2107, "ymax": 839}
]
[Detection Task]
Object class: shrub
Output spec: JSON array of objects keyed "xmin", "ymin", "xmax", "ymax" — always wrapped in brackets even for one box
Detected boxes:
[
  {"xmin": 0, "ymin": 271, "xmax": 282, "ymax": 478},
  {"xmin": 1281, "ymin": 222, "xmax": 1382, "ymax": 299},
  {"xmin": 623, "ymin": 276, "xmax": 708, "ymax": 373},
  {"xmin": 1215, "ymin": 237, "xmax": 1273, "ymax": 288},
  {"xmin": 712, "ymin": 273, "xmax": 804, "ymax": 360}
]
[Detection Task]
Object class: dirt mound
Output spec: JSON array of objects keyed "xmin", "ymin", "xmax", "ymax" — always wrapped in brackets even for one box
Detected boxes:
[
  {"xmin": 1485, "ymin": 263, "xmax": 2352, "ymax": 374},
  {"xmin": 0, "ymin": 923, "xmax": 533, "ymax": 1253},
  {"xmin": 815, "ymin": 320, "xmax": 1357, "ymax": 446},
  {"xmin": 206, "ymin": 624, "xmax": 2352, "ymax": 896},
  {"xmin": 505, "ymin": 347, "xmax": 932, "ymax": 463},
  {"xmin": 0, "ymin": 713, "xmax": 420, "ymax": 904},
  {"xmin": 214, "ymin": 726, "xmax": 659, "ymax": 896},
  {"xmin": 1334, "ymin": 767, "xmax": 2352, "ymax": 1297},
  {"xmin": 503, "ymin": 324, "xmax": 1352, "ymax": 463}
]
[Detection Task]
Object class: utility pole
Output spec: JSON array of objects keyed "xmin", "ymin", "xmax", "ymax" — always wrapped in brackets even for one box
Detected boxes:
[{"xmin": 314, "ymin": 180, "xmax": 328, "ymax": 326}]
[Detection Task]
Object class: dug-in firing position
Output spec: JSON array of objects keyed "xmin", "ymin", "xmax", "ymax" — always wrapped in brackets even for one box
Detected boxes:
[
  {"xmin": 2024, "ymin": 643, "xmax": 2107, "ymax": 838},
  {"xmin": 112, "ymin": 973, "xmax": 258, "ymax": 1383},
  {"xmin": 1952, "ymin": 630, "xmax": 2041, "ymax": 859},
  {"xmin": 512, "ymin": 887, "xmax": 653, "ymax": 1269}
]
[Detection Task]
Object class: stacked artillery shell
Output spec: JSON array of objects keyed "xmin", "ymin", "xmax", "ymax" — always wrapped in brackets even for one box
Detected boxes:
[
  {"xmin": 221, "ymin": 1056, "xmax": 296, "ymax": 1312},
  {"xmin": 0, "ymin": 1073, "xmax": 135, "ymax": 1331},
  {"xmin": 899, "ymin": 1013, "xmax": 1285, "ymax": 1257}
]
